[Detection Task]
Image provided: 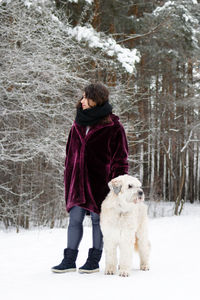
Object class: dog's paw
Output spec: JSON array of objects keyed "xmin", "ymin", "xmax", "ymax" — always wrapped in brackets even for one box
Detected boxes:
[
  {"xmin": 105, "ymin": 270, "xmax": 115, "ymax": 275},
  {"xmin": 140, "ymin": 263, "xmax": 150, "ymax": 271},
  {"xmin": 105, "ymin": 265, "xmax": 116, "ymax": 275},
  {"xmin": 119, "ymin": 269, "xmax": 130, "ymax": 277}
]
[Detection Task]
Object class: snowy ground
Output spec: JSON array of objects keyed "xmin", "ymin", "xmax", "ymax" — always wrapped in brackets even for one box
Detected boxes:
[{"xmin": 1, "ymin": 203, "xmax": 200, "ymax": 300}]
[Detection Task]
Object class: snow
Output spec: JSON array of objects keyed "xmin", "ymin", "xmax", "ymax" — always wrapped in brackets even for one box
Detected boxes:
[
  {"xmin": 153, "ymin": 1, "xmax": 175, "ymax": 16},
  {"xmin": 85, "ymin": 0, "xmax": 93, "ymax": 4},
  {"xmin": 152, "ymin": 0, "xmax": 199, "ymax": 51},
  {"xmin": 24, "ymin": 0, "xmax": 32, "ymax": 8},
  {"xmin": 59, "ymin": 0, "xmax": 93, "ymax": 4},
  {"xmin": 1, "ymin": 203, "xmax": 200, "ymax": 300},
  {"xmin": 0, "ymin": 0, "xmax": 140, "ymax": 74},
  {"xmin": 67, "ymin": 25, "xmax": 140, "ymax": 74},
  {"xmin": 68, "ymin": 0, "xmax": 78, "ymax": 3},
  {"xmin": 24, "ymin": 0, "xmax": 49, "ymax": 7},
  {"xmin": 0, "ymin": 0, "xmax": 93, "ymax": 4},
  {"xmin": 0, "ymin": 0, "xmax": 51, "ymax": 7}
]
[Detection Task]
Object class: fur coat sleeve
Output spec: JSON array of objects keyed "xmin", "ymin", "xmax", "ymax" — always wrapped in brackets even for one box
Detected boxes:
[{"xmin": 109, "ymin": 125, "xmax": 129, "ymax": 180}]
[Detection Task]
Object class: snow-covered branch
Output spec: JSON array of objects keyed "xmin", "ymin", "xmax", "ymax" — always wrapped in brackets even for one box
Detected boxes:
[{"xmin": 181, "ymin": 123, "xmax": 200, "ymax": 152}]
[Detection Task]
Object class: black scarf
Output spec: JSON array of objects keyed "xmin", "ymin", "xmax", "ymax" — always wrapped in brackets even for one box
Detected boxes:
[{"xmin": 75, "ymin": 101, "xmax": 113, "ymax": 126}]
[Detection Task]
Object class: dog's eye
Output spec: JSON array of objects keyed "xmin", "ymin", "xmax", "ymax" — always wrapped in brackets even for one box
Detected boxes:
[{"xmin": 128, "ymin": 184, "xmax": 133, "ymax": 189}]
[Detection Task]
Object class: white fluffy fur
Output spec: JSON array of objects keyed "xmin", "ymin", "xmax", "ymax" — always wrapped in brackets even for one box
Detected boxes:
[{"xmin": 100, "ymin": 174, "xmax": 150, "ymax": 277}]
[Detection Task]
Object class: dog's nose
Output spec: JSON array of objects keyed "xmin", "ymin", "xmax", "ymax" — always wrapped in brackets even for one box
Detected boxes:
[
  {"xmin": 138, "ymin": 190, "xmax": 143, "ymax": 196},
  {"xmin": 113, "ymin": 185, "xmax": 122, "ymax": 195}
]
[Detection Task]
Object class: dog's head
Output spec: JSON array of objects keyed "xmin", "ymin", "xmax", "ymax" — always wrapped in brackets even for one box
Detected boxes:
[{"xmin": 108, "ymin": 174, "xmax": 144, "ymax": 204}]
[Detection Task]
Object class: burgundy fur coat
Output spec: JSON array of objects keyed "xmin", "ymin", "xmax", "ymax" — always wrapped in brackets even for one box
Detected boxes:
[{"xmin": 64, "ymin": 113, "xmax": 128, "ymax": 214}]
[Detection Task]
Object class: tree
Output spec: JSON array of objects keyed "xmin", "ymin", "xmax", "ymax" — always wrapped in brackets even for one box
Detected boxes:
[
  {"xmin": 0, "ymin": 0, "xmax": 140, "ymax": 229},
  {"xmin": 1, "ymin": 0, "xmax": 200, "ymax": 229}
]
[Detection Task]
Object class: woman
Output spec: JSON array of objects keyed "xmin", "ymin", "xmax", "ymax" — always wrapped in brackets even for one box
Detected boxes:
[{"xmin": 51, "ymin": 83, "xmax": 128, "ymax": 274}]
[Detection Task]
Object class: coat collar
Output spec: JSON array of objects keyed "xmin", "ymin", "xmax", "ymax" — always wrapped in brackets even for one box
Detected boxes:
[{"xmin": 73, "ymin": 114, "xmax": 118, "ymax": 143}]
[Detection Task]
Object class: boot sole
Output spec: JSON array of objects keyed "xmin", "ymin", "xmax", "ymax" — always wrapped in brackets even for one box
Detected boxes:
[
  {"xmin": 78, "ymin": 268, "xmax": 99, "ymax": 274},
  {"xmin": 51, "ymin": 268, "xmax": 76, "ymax": 273}
]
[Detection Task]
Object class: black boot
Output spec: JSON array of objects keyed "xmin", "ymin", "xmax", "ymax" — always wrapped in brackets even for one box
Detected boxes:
[
  {"xmin": 51, "ymin": 248, "xmax": 78, "ymax": 273},
  {"xmin": 79, "ymin": 248, "xmax": 102, "ymax": 274}
]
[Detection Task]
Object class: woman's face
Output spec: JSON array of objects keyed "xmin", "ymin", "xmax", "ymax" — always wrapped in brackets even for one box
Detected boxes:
[{"xmin": 81, "ymin": 93, "xmax": 96, "ymax": 110}]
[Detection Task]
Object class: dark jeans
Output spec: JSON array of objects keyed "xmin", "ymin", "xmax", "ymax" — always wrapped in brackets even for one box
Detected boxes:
[{"xmin": 67, "ymin": 206, "xmax": 103, "ymax": 251}]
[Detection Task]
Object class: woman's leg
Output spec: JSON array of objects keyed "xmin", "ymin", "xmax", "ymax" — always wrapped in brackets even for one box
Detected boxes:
[
  {"xmin": 90, "ymin": 211, "xmax": 103, "ymax": 250},
  {"xmin": 78, "ymin": 211, "xmax": 103, "ymax": 273},
  {"xmin": 67, "ymin": 206, "xmax": 86, "ymax": 250},
  {"xmin": 51, "ymin": 206, "xmax": 86, "ymax": 273}
]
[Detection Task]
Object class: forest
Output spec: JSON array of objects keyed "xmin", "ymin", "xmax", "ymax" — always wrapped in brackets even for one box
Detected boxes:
[{"xmin": 0, "ymin": 0, "xmax": 200, "ymax": 230}]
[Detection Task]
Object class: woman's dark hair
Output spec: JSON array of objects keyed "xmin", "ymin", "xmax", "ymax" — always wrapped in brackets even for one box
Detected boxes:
[
  {"xmin": 76, "ymin": 83, "xmax": 111, "ymax": 124},
  {"xmin": 77, "ymin": 83, "xmax": 109, "ymax": 108},
  {"xmin": 84, "ymin": 83, "xmax": 109, "ymax": 105}
]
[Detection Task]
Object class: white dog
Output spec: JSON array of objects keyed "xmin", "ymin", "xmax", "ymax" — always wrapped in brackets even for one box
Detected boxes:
[{"xmin": 100, "ymin": 174, "xmax": 150, "ymax": 277}]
